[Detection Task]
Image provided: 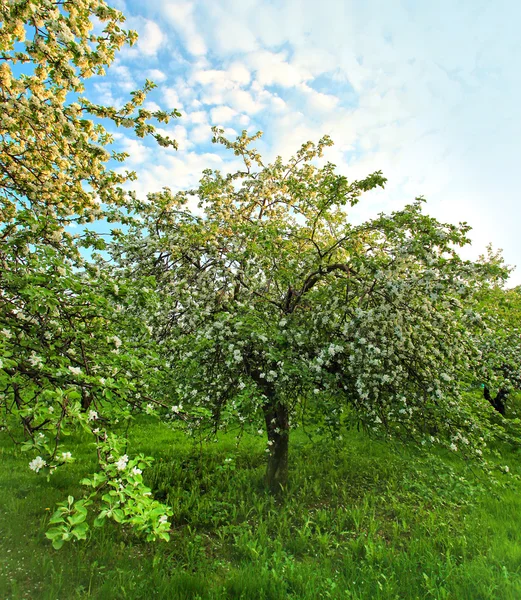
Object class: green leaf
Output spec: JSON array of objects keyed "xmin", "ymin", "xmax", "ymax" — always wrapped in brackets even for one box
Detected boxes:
[
  {"xmin": 93, "ymin": 511, "xmax": 108, "ymax": 528},
  {"xmin": 52, "ymin": 538, "xmax": 65, "ymax": 550},
  {"xmin": 49, "ymin": 510, "xmax": 66, "ymax": 525},
  {"xmin": 112, "ymin": 508, "xmax": 125, "ymax": 523},
  {"xmin": 68, "ymin": 511, "xmax": 86, "ymax": 526},
  {"xmin": 46, "ymin": 527, "xmax": 66, "ymax": 540},
  {"xmin": 72, "ymin": 522, "xmax": 89, "ymax": 540}
]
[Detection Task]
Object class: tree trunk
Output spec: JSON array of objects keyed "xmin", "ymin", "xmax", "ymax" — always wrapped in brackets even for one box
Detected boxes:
[
  {"xmin": 484, "ymin": 385, "xmax": 507, "ymax": 416},
  {"xmin": 263, "ymin": 400, "xmax": 289, "ymax": 494}
]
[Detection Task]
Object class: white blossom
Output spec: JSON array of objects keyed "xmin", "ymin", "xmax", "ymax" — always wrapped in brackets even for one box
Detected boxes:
[
  {"xmin": 28, "ymin": 353, "xmax": 43, "ymax": 368},
  {"xmin": 110, "ymin": 335, "xmax": 122, "ymax": 348},
  {"xmin": 29, "ymin": 456, "xmax": 46, "ymax": 473},
  {"xmin": 116, "ymin": 455, "xmax": 129, "ymax": 471}
]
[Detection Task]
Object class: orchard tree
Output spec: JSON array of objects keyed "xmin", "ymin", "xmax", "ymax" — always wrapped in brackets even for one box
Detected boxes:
[
  {"xmin": 117, "ymin": 129, "xmax": 502, "ymax": 493},
  {"xmin": 478, "ymin": 281, "xmax": 521, "ymax": 416},
  {"xmin": 0, "ymin": 0, "xmax": 180, "ymax": 545}
]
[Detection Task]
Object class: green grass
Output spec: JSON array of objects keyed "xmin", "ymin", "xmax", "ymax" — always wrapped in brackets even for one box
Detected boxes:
[{"xmin": 1, "ymin": 419, "xmax": 521, "ymax": 599}]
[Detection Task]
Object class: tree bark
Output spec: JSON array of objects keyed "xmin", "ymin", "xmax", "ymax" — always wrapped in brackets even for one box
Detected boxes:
[
  {"xmin": 263, "ymin": 399, "xmax": 289, "ymax": 494},
  {"xmin": 484, "ymin": 385, "xmax": 507, "ymax": 416}
]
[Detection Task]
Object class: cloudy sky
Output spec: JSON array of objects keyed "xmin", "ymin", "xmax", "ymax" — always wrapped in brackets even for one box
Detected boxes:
[{"xmin": 96, "ymin": 0, "xmax": 521, "ymax": 284}]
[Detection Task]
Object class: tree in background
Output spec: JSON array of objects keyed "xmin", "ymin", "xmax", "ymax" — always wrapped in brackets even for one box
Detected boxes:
[
  {"xmin": 117, "ymin": 129, "xmax": 504, "ymax": 492},
  {"xmin": 478, "ymin": 277, "xmax": 521, "ymax": 416},
  {"xmin": 0, "ymin": 0, "xmax": 179, "ymax": 546}
]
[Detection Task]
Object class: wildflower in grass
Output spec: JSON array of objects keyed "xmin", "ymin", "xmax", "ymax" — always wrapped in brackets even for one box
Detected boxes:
[
  {"xmin": 29, "ymin": 457, "xmax": 46, "ymax": 473},
  {"xmin": 61, "ymin": 452, "xmax": 72, "ymax": 461}
]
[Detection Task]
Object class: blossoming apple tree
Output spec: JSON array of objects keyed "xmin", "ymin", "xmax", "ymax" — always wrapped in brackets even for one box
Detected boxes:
[
  {"xmin": 117, "ymin": 128, "xmax": 506, "ymax": 492},
  {"xmin": 0, "ymin": 0, "xmax": 179, "ymax": 546}
]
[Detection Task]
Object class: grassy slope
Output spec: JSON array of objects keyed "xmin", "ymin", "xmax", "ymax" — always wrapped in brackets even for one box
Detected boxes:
[{"xmin": 1, "ymin": 417, "xmax": 521, "ymax": 600}]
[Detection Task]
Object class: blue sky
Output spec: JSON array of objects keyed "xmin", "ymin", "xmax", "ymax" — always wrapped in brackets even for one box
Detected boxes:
[{"xmin": 93, "ymin": 0, "xmax": 521, "ymax": 284}]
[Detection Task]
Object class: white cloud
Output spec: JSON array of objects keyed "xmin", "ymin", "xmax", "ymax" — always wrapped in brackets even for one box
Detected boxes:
[
  {"xmin": 191, "ymin": 64, "xmax": 251, "ymax": 91},
  {"xmin": 93, "ymin": 82, "xmax": 116, "ymax": 107},
  {"xmin": 210, "ymin": 106, "xmax": 238, "ymax": 124},
  {"xmin": 159, "ymin": 1, "xmax": 207, "ymax": 56},
  {"xmin": 117, "ymin": 136, "xmax": 148, "ymax": 166},
  {"xmin": 144, "ymin": 101, "xmax": 162, "ymax": 112},
  {"xmin": 136, "ymin": 20, "xmax": 165, "ymax": 57},
  {"xmin": 299, "ymin": 85, "xmax": 339, "ymax": 112},
  {"xmin": 186, "ymin": 110, "xmax": 208, "ymax": 125},
  {"xmin": 228, "ymin": 63, "xmax": 251, "ymax": 86},
  {"xmin": 129, "ymin": 151, "xmax": 224, "ymax": 198},
  {"xmin": 248, "ymin": 50, "xmax": 311, "ymax": 88},
  {"xmin": 163, "ymin": 87, "xmax": 184, "ymax": 110},
  {"xmin": 190, "ymin": 124, "xmax": 213, "ymax": 144},
  {"xmin": 147, "ymin": 69, "xmax": 168, "ymax": 83},
  {"xmin": 109, "ymin": 63, "xmax": 136, "ymax": 92},
  {"xmin": 158, "ymin": 124, "xmax": 191, "ymax": 150},
  {"xmin": 226, "ymin": 89, "xmax": 264, "ymax": 114}
]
